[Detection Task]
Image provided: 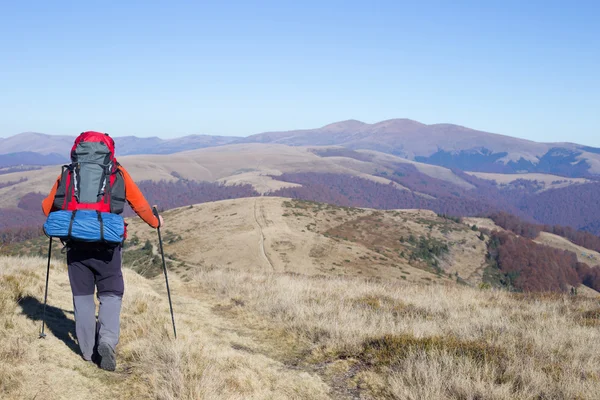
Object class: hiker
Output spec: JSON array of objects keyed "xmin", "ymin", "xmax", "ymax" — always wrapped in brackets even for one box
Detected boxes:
[{"xmin": 41, "ymin": 131, "xmax": 163, "ymax": 371}]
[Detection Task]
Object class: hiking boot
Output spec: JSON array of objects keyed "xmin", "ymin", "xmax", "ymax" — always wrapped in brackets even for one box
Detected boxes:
[
  {"xmin": 97, "ymin": 342, "xmax": 117, "ymax": 371},
  {"xmin": 89, "ymin": 350, "xmax": 101, "ymax": 366}
]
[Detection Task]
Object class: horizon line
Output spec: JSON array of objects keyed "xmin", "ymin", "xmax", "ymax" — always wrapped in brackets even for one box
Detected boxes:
[{"xmin": 0, "ymin": 117, "xmax": 594, "ymax": 147}]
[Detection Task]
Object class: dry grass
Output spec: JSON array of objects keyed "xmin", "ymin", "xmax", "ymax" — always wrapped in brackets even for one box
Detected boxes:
[
  {"xmin": 2, "ymin": 254, "xmax": 600, "ymax": 399},
  {"xmin": 190, "ymin": 266, "xmax": 600, "ymax": 399},
  {"xmin": 128, "ymin": 198, "xmax": 489, "ymax": 287},
  {"xmin": 0, "ymin": 257, "xmax": 45, "ymax": 395},
  {"xmin": 0, "ymin": 256, "xmax": 329, "ymax": 400}
]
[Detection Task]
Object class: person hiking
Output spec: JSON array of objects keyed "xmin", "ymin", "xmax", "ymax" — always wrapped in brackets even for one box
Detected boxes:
[{"xmin": 41, "ymin": 131, "xmax": 163, "ymax": 371}]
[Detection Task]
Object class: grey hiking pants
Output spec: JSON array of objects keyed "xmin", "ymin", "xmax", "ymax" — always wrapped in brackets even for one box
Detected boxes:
[{"xmin": 67, "ymin": 244, "xmax": 124, "ymax": 361}]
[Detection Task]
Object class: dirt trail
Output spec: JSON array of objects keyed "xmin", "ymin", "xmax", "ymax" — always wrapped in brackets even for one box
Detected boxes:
[
  {"xmin": 3, "ymin": 257, "xmax": 330, "ymax": 400},
  {"xmin": 253, "ymin": 197, "xmax": 276, "ymax": 271}
]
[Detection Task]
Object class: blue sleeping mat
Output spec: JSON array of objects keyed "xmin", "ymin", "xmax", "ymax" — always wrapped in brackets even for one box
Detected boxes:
[{"xmin": 44, "ymin": 210, "xmax": 124, "ymax": 243}]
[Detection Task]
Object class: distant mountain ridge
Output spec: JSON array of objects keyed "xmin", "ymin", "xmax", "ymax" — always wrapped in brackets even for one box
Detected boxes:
[
  {"xmin": 238, "ymin": 119, "xmax": 600, "ymax": 177},
  {"xmin": 0, "ymin": 132, "xmax": 241, "ymax": 158},
  {"xmin": 2, "ymin": 120, "xmax": 599, "ymax": 177},
  {"xmin": 0, "ymin": 152, "xmax": 68, "ymax": 168}
]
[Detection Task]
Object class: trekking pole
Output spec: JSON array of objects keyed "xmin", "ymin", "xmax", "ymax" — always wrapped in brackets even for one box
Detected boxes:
[
  {"xmin": 39, "ymin": 237, "xmax": 52, "ymax": 339},
  {"xmin": 152, "ymin": 206, "xmax": 177, "ymax": 339}
]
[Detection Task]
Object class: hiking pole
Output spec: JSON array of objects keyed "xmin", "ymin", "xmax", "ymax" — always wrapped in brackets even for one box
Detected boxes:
[
  {"xmin": 39, "ymin": 237, "xmax": 52, "ymax": 339},
  {"xmin": 152, "ymin": 206, "xmax": 177, "ymax": 339}
]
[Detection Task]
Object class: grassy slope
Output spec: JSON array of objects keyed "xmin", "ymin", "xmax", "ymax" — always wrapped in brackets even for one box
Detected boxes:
[
  {"xmin": 126, "ymin": 197, "xmax": 488, "ymax": 286},
  {"xmin": 2, "ymin": 253, "xmax": 600, "ymax": 399},
  {"xmin": 3, "ymin": 198, "xmax": 600, "ymax": 398}
]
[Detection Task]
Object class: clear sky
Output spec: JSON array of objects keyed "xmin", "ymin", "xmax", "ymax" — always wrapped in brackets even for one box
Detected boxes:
[{"xmin": 1, "ymin": 1, "xmax": 598, "ymax": 145}]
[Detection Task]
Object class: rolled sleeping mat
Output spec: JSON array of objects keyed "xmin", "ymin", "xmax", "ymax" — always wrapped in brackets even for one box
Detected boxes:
[{"xmin": 43, "ymin": 210, "xmax": 125, "ymax": 243}]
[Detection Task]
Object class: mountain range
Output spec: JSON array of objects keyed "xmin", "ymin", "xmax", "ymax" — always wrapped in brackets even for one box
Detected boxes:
[
  {"xmin": 3, "ymin": 118, "xmax": 600, "ymax": 239},
  {"xmin": 0, "ymin": 132, "xmax": 241, "ymax": 165},
  {"xmin": 2, "ymin": 120, "xmax": 599, "ymax": 177},
  {"xmin": 240, "ymin": 119, "xmax": 600, "ymax": 177},
  {"xmin": 3, "ymin": 140, "xmax": 600, "ymax": 236}
]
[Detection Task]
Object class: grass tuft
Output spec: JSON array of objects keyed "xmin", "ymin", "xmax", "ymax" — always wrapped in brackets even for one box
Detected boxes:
[{"xmin": 359, "ymin": 334, "xmax": 507, "ymax": 368}]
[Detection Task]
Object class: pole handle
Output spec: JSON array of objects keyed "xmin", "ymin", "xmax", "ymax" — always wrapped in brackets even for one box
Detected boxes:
[{"xmin": 152, "ymin": 205, "xmax": 162, "ymax": 228}]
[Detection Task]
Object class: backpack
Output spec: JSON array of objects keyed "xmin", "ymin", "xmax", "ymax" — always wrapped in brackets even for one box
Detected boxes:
[{"xmin": 53, "ymin": 131, "xmax": 126, "ymax": 214}]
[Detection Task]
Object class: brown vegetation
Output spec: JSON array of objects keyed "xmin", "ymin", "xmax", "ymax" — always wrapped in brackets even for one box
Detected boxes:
[{"xmin": 485, "ymin": 230, "xmax": 598, "ymax": 292}]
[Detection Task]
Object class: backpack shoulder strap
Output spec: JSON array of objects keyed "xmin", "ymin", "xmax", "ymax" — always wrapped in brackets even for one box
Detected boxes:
[
  {"xmin": 53, "ymin": 164, "xmax": 75, "ymax": 210},
  {"xmin": 109, "ymin": 167, "xmax": 126, "ymax": 214}
]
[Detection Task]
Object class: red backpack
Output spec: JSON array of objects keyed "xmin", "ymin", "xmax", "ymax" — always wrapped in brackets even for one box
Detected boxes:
[{"xmin": 53, "ymin": 131, "xmax": 126, "ymax": 214}]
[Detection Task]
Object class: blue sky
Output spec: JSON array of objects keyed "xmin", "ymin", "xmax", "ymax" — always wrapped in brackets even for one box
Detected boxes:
[{"xmin": 1, "ymin": 1, "xmax": 598, "ymax": 145}]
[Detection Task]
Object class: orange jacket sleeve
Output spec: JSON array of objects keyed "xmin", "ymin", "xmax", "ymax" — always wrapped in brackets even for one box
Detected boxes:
[
  {"xmin": 119, "ymin": 166, "xmax": 160, "ymax": 228},
  {"xmin": 42, "ymin": 175, "xmax": 61, "ymax": 217}
]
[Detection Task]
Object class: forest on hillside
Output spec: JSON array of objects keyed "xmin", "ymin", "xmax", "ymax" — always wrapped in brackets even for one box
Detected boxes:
[
  {"xmin": 134, "ymin": 180, "xmax": 259, "ymax": 212},
  {"xmin": 387, "ymin": 164, "xmax": 600, "ymax": 235},
  {"xmin": 488, "ymin": 211, "xmax": 600, "ymax": 253},
  {"xmin": 485, "ymin": 230, "xmax": 600, "ymax": 293},
  {"xmin": 0, "ymin": 192, "xmax": 46, "ymax": 243},
  {"xmin": 270, "ymin": 172, "xmax": 504, "ymax": 217}
]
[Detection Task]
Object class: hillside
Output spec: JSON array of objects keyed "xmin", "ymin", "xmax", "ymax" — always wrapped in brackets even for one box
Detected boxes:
[
  {"xmin": 465, "ymin": 172, "xmax": 590, "ymax": 192},
  {"xmin": 240, "ymin": 119, "xmax": 600, "ymax": 176},
  {"xmin": 123, "ymin": 198, "xmax": 600, "ymax": 295},
  {"xmin": 7, "ymin": 197, "xmax": 600, "ymax": 295},
  {"xmin": 535, "ymin": 232, "xmax": 600, "ymax": 264},
  {"xmin": 242, "ymin": 119, "xmax": 548, "ymax": 157},
  {"xmin": 464, "ymin": 215, "xmax": 600, "ymax": 266},
  {"xmin": 2, "ymin": 199, "xmax": 600, "ymax": 399},
  {"xmin": 6, "ymin": 197, "xmax": 600, "ymax": 294},
  {"xmin": 0, "ymin": 142, "xmax": 588, "ymax": 209},
  {"xmin": 126, "ymin": 197, "xmax": 487, "ymax": 286},
  {"xmin": 4, "ymin": 143, "xmax": 600, "ymax": 238},
  {"xmin": 0, "ymin": 144, "xmax": 475, "ymax": 209}
]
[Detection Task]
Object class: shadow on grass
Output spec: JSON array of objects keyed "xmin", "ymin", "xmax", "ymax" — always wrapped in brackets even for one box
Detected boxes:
[{"xmin": 18, "ymin": 295, "xmax": 80, "ymax": 356}]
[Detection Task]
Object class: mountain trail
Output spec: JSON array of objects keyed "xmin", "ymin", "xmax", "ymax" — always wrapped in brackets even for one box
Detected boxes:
[
  {"xmin": 253, "ymin": 197, "xmax": 276, "ymax": 271},
  {"xmin": 1, "ymin": 256, "xmax": 331, "ymax": 399}
]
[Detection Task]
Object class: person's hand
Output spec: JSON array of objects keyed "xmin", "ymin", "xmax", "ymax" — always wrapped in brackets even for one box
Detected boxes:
[{"xmin": 152, "ymin": 205, "xmax": 164, "ymax": 228}]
